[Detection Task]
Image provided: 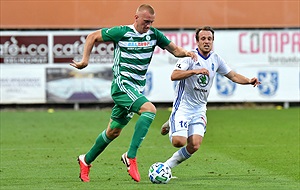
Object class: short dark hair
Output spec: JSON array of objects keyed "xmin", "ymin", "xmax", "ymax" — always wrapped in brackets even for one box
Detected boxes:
[{"xmin": 195, "ymin": 26, "xmax": 215, "ymax": 41}]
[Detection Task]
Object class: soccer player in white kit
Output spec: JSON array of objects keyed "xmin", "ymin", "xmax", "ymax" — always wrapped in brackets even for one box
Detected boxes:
[{"xmin": 161, "ymin": 26, "xmax": 261, "ymax": 169}]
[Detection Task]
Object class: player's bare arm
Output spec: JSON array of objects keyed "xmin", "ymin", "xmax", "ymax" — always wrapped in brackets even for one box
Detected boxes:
[
  {"xmin": 171, "ymin": 68, "xmax": 209, "ymax": 81},
  {"xmin": 225, "ymin": 70, "xmax": 261, "ymax": 87},
  {"xmin": 70, "ymin": 30, "xmax": 103, "ymax": 69},
  {"xmin": 165, "ymin": 42, "xmax": 197, "ymax": 60}
]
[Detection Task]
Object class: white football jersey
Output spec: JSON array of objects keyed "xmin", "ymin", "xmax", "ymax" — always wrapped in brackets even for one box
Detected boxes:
[{"xmin": 172, "ymin": 48, "xmax": 231, "ymax": 110}]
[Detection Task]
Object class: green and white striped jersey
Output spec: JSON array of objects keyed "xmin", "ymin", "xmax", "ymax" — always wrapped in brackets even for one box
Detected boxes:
[{"xmin": 101, "ymin": 25, "xmax": 171, "ymax": 92}]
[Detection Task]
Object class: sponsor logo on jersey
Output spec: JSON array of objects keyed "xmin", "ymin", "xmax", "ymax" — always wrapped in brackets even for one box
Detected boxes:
[
  {"xmin": 175, "ymin": 63, "xmax": 182, "ymax": 69},
  {"xmin": 193, "ymin": 87, "xmax": 208, "ymax": 92},
  {"xmin": 127, "ymin": 41, "xmax": 155, "ymax": 47},
  {"xmin": 193, "ymin": 74, "xmax": 209, "ymax": 91},
  {"xmin": 197, "ymin": 74, "xmax": 209, "ymax": 87}
]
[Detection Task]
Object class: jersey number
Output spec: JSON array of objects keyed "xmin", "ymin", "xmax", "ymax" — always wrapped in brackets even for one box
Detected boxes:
[{"xmin": 179, "ymin": 120, "xmax": 188, "ymax": 128}]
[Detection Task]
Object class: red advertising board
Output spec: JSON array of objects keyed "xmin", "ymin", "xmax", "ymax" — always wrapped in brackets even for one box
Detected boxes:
[
  {"xmin": 53, "ymin": 35, "xmax": 114, "ymax": 64},
  {"xmin": 0, "ymin": 36, "xmax": 48, "ymax": 64}
]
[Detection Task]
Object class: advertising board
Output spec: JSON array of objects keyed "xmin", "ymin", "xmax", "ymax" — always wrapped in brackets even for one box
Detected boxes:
[{"xmin": 0, "ymin": 29, "xmax": 299, "ymax": 104}]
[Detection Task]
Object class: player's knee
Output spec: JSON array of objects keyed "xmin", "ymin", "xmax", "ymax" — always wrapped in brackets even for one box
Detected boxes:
[
  {"xmin": 106, "ymin": 128, "xmax": 121, "ymax": 139},
  {"xmin": 187, "ymin": 143, "xmax": 200, "ymax": 154},
  {"xmin": 107, "ymin": 120, "xmax": 124, "ymax": 139},
  {"xmin": 192, "ymin": 144, "xmax": 200, "ymax": 152},
  {"xmin": 173, "ymin": 142, "xmax": 185, "ymax": 148},
  {"xmin": 172, "ymin": 139, "xmax": 186, "ymax": 148},
  {"xmin": 139, "ymin": 102, "xmax": 156, "ymax": 114}
]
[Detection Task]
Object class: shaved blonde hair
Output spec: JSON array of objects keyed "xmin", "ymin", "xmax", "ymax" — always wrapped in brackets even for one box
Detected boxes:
[{"xmin": 136, "ymin": 4, "xmax": 155, "ymax": 15}]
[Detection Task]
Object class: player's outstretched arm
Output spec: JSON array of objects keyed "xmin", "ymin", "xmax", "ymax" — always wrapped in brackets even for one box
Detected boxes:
[
  {"xmin": 225, "ymin": 70, "xmax": 261, "ymax": 87},
  {"xmin": 70, "ymin": 30, "xmax": 103, "ymax": 69},
  {"xmin": 164, "ymin": 42, "xmax": 197, "ymax": 60}
]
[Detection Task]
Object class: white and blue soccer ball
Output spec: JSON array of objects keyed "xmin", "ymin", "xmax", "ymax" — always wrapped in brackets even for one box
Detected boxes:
[{"xmin": 148, "ymin": 162, "xmax": 172, "ymax": 184}]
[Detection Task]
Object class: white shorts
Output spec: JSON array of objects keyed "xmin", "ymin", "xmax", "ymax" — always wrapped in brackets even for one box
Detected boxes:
[{"xmin": 168, "ymin": 107, "xmax": 207, "ymax": 141}]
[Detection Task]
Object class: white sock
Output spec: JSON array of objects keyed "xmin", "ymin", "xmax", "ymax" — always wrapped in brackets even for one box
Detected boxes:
[
  {"xmin": 164, "ymin": 147, "xmax": 191, "ymax": 168},
  {"xmin": 79, "ymin": 154, "xmax": 89, "ymax": 166}
]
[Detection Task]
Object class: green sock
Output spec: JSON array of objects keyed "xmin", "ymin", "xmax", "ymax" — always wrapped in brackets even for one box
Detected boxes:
[
  {"xmin": 127, "ymin": 112, "xmax": 156, "ymax": 158},
  {"xmin": 85, "ymin": 130, "xmax": 112, "ymax": 165}
]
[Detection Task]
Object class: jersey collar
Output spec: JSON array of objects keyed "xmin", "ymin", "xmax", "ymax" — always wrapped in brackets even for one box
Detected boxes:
[{"xmin": 196, "ymin": 48, "xmax": 212, "ymax": 60}]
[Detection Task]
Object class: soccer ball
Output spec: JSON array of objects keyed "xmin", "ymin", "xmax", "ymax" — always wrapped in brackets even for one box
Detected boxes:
[{"xmin": 148, "ymin": 162, "xmax": 172, "ymax": 184}]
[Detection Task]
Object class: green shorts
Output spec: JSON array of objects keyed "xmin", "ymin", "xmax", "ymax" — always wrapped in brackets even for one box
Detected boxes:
[{"xmin": 110, "ymin": 81, "xmax": 149, "ymax": 125}]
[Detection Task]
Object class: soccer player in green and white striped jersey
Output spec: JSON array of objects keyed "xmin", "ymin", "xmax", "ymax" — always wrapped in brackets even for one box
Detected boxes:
[{"xmin": 71, "ymin": 4, "xmax": 197, "ymax": 183}]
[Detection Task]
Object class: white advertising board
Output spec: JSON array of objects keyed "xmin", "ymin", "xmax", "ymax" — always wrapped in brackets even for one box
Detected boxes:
[
  {"xmin": 214, "ymin": 30, "xmax": 299, "ymax": 68},
  {"xmin": 0, "ymin": 65, "xmax": 46, "ymax": 103},
  {"xmin": 0, "ymin": 29, "xmax": 299, "ymax": 104},
  {"xmin": 145, "ymin": 65, "xmax": 299, "ymax": 102}
]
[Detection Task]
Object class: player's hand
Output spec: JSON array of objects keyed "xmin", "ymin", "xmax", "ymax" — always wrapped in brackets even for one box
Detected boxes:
[
  {"xmin": 196, "ymin": 68, "xmax": 209, "ymax": 76},
  {"xmin": 70, "ymin": 60, "xmax": 88, "ymax": 70},
  {"xmin": 187, "ymin": 51, "xmax": 197, "ymax": 61},
  {"xmin": 250, "ymin": 77, "xmax": 261, "ymax": 87}
]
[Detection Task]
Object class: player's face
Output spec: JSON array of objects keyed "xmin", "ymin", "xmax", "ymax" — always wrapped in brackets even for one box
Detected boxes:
[
  {"xmin": 135, "ymin": 10, "xmax": 155, "ymax": 33},
  {"xmin": 197, "ymin": 30, "xmax": 214, "ymax": 56}
]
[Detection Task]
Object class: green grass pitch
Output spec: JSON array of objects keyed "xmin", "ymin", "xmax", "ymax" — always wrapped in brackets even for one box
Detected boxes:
[{"xmin": 0, "ymin": 107, "xmax": 299, "ymax": 189}]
